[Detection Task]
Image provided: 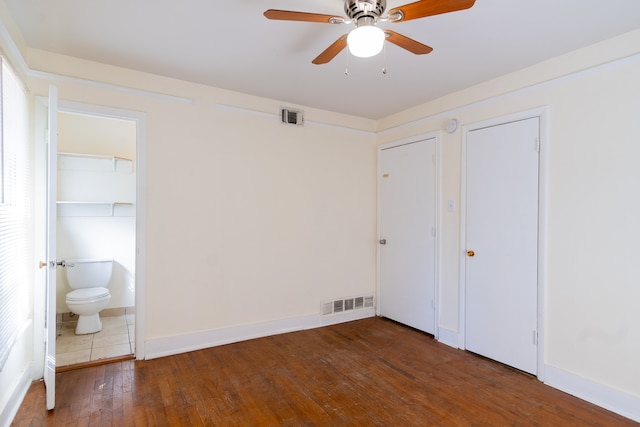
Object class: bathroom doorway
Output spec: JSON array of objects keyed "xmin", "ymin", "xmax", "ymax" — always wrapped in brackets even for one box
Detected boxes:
[{"xmin": 54, "ymin": 111, "xmax": 138, "ymax": 368}]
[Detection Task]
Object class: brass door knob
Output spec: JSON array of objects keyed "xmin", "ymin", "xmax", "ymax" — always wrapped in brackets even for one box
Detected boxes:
[{"xmin": 467, "ymin": 250, "xmax": 475, "ymax": 257}]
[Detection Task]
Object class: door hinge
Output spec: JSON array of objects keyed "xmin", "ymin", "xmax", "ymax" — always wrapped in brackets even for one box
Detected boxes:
[
  {"xmin": 431, "ymin": 226, "xmax": 436, "ymax": 237},
  {"xmin": 533, "ymin": 330, "xmax": 538, "ymax": 345},
  {"xmin": 534, "ymin": 137, "xmax": 540, "ymax": 152}
]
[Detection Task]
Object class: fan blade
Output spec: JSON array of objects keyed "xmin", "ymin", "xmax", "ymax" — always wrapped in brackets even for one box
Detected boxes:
[
  {"xmin": 264, "ymin": 9, "xmax": 343, "ymax": 24},
  {"xmin": 389, "ymin": 0, "xmax": 476, "ymax": 22},
  {"xmin": 384, "ymin": 30, "xmax": 433, "ymax": 55},
  {"xmin": 312, "ymin": 35, "xmax": 348, "ymax": 64}
]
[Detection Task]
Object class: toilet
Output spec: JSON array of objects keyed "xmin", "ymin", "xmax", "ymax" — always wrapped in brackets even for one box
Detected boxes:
[{"xmin": 64, "ymin": 258, "xmax": 113, "ymax": 335}]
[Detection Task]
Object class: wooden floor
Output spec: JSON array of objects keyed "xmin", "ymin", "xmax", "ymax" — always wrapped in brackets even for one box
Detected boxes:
[{"xmin": 12, "ymin": 317, "xmax": 637, "ymax": 426}]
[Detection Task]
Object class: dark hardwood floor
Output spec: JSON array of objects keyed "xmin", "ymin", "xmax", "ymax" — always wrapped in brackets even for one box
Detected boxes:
[{"xmin": 12, "ymin": 317, "xmax": 637, "ymax": 426}]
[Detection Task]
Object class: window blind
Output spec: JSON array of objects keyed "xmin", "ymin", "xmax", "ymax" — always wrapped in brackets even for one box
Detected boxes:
[{"xmin": 0, "ymin": 56, "xmax": 30, "ymax": 371}]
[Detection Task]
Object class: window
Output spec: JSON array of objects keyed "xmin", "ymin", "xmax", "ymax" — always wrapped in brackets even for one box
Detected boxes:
[{"xmin": 0, "ymin": 56, "xmax": 30, "ymax": 371}]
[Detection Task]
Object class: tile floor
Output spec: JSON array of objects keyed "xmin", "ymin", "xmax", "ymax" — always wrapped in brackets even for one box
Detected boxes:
[{"xmin": 56, "ymin": 307, "xmax": 135, "ymax": 367}]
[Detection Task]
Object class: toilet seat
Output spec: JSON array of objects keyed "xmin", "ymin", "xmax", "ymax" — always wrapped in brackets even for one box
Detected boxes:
[{"xmin": 66, "ymin": 287, "xmax": 110, "ymax": 302}]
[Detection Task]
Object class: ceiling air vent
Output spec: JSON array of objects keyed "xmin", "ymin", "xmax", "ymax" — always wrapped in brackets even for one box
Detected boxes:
[{"xmin": 281, "ymin": 107, "xmax": 304, "ymax": 126}]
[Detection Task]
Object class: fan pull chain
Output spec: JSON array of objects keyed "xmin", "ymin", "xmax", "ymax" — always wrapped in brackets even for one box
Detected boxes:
[
  {"xmin": 382, "ymin": 43, "xmax": 387, "ymax": 75},
  {"xmin": 344, "ymin": 48, "xmax": 350, "ymax": 76}
]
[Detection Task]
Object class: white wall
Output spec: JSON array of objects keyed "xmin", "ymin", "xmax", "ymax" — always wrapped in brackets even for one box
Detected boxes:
[
  {"xmin": 23, "ymin": 48, "xmax": 378, "ymax": 343},
  {"xmin": 58, "ymin": 112, "xmax": 136, "ymax": 160},
  {"xmin": 0, "ymin": 326, "xmax": 34, "ymax": 425},
  {"xmin": 376, "ymin": 29, "xmax": 640, "ymax": 412}
]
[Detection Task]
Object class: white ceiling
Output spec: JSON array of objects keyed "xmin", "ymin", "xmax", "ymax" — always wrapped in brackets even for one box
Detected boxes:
[{"xmin": 5, "ymin": 0, "xmax": 640, "ymax": 119}]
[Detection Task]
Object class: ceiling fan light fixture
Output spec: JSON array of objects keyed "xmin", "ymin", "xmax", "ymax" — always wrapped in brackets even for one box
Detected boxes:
[{"xmin": 347, "ymin": 24, "xmax": 385, "ymax": 58}]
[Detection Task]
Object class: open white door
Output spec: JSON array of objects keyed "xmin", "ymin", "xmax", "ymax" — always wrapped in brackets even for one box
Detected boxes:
[{"xmin": 44, "ymin": 85, "xmax": 58, "ymax": 410}]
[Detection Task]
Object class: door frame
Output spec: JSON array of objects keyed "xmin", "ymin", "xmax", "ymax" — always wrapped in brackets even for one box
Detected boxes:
[
  {"xmin": 458, "ymin": 107, "xmax": 548, "ymax": 380},
  {"xmin": 376, "ymin": 132, "xmax": 441, "ymax": 339},
  {"xmin": 36, "ymin": 98, "xmax": 147, "ymax": 361}
]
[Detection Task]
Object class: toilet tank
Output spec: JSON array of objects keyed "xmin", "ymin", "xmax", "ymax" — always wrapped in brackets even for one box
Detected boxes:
[{"xmin": 65, "ymin": 258, "xmax": 113, "ymax": 289}]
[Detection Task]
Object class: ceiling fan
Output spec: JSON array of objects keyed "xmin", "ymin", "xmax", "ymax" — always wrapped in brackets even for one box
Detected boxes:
[{"xmin": 264, "ymin": 0, "xmax": 476, "ymax": 64}]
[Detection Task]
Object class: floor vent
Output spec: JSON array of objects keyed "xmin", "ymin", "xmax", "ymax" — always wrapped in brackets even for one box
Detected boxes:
[{"xmin": 321, "ymin": 294, "xmax": 374, "ymax": 316}]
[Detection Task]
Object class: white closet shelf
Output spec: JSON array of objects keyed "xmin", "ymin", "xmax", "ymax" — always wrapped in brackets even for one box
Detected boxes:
[
  {"xmin": 57, "ymin": 201, "xmax": 135, "ymax": 217},
  {"xmin": 58, "ymin": 152, "xmax": 132, "ymax": 161},
  {"xmin": 58, "ymin": 152, "xmax": 134, "ymax": 172}
]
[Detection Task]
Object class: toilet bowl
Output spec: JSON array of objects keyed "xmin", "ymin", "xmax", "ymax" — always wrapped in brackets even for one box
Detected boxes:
[{"xmin": 64, "ymin": 258, "xmax": 113, "ymax": 335}]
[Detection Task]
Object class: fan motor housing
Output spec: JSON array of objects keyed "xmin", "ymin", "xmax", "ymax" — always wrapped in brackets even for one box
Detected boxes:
[{"xmin": 345, "ymin": 0, "xmax": 386, "ymax": 21}]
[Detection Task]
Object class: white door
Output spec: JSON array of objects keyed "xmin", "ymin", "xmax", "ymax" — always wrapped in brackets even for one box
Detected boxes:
[
  {"xmin": 464, "ymin": 117, "xmax": 539, "ymax": 375},
  {"xmin": 44, "ymin": 85, "xmax": 58, "ymax": 409},
  {"xmin": 379, "ymin": 138, "xmax": 437, "ymax": 334}
]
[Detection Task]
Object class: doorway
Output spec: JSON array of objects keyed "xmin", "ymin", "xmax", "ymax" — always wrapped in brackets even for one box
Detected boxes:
[
  {"xmin": 54, "ymin": 111, "xmax": 137, "ymax": 368},
  {"xmin": 378, "ymin": 135, "xmax": 438, "ymax": 335},
  {"xmin": 460, "ymin": 111, "xmax": 545, "ymax": 376},
  {"xmin": 35, "ymin": 93, "xmax": 146, "ymax": 408}
]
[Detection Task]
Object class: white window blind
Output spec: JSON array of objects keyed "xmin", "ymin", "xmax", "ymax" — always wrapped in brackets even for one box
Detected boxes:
[{"xmin": 0, "ymin": 56, "xmax": 30, "ymax": 371}]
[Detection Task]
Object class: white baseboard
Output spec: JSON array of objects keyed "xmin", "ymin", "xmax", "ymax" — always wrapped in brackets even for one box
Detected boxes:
[
  {"xmin": 436, "ymin": 327, "xmax": 459, "ymax": 348},
  {"xmin": 545, "ymin": 365, "xmax": 640, "ymax": 422},
  {"xmin": 0, "ymin": 363, "xmax": 35, "ymax": 427},
  {"xmin": 145, "ymin": 309, "xmax": 375, "ymax": 360},
  {"xmin": 321, "ymin": 307, "xmax": 376, "ymax": 326}
]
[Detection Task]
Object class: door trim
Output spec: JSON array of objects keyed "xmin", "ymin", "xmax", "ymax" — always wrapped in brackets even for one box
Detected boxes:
[
  {"xmin": 376, "ymin": 132, "xmax": 441, "ymax": 339},
  {"xmin": 458, "ymin": 107, "xmax": 548, "ymax": 380},
  {"xmin": 56, "ymin": 100, "xmax": 147, "ymax": 360}
]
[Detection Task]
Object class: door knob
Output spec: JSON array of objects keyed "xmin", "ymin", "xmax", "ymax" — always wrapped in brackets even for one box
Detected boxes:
[
  {"xmin": 467, "ymin": 250, "xmax": 475, "ymax": 257},
  {"xmin": 379, "ymin": 239, "xmax": 387, "ymax": 245},
  {"xmin": 40, "ymin": 260, "xmax": 66, "ymax": 268}
]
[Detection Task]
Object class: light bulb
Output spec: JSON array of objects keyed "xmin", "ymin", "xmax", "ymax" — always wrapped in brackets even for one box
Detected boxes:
[{"xmin": 347, "ymin": 25, "xmax": 385, "ymax": 58}]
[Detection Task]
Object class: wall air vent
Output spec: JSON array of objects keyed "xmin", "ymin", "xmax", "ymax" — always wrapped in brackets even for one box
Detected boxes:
[
  {"xmin": 281, "ymin": 107, "xmax": 304, "ymax": 126},
  {"xmin": 322, "ymin": 302, "xmax": 333, "ymax": 315},
  {"xmin": 344, "ymin": 298, "xmax": 354, "ymax": 311},
  {"xmin": 321, "ymin": 294, "xmax": 375, "ymax": 316},
  {"xmin": 364, "ymin": 296, "xmax": 374, "ymax": 308}
]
